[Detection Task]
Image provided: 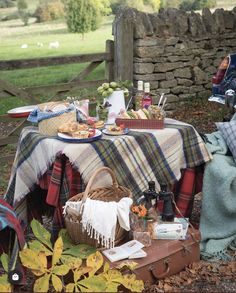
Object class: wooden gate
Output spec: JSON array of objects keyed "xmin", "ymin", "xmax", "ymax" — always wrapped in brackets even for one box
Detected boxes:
[{"xmin": 0, "ymin": 40, "xmax": 114, "ymax": 162}]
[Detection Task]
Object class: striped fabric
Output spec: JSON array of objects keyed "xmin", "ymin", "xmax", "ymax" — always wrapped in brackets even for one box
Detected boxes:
[{"xmin": 4, "ymin": 119, "xmax": 211, "ymax": 222}]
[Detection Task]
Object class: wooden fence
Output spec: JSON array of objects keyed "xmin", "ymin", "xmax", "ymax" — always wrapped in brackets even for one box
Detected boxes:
[{"xmin": 0, "ymin": 39, "xmax": 114, "ymax": 163}]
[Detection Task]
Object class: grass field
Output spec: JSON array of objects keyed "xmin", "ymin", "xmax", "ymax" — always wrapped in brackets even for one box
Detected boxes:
[
  {"xmin": 0, "ymin": 0, "xmax": 235, "ymax": 114},
  {"xmin": 0, "ymin": 15, "xmax": 114, "ymax": 113}
]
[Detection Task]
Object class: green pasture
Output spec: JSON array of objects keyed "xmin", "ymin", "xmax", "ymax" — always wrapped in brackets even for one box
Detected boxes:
[{"xmin": 0, "ymin": 15, "xmax": 113, "ymax": 114}]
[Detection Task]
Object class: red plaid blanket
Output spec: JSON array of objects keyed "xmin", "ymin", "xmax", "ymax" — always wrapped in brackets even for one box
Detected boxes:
[{"xmin": 27, "ymin": 155, "xmax": 203, "ymax": 239}]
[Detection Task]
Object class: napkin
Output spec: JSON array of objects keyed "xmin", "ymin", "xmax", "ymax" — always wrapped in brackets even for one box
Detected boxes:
[{"xmin": 27, "ymin": 104, "xmax": 75, "ymax": 123}]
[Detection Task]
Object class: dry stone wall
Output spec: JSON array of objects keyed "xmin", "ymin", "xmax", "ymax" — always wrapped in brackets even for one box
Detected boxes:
[{"xmin": 114, "ymin": 7, "xmax": 236, "ymax": 109}]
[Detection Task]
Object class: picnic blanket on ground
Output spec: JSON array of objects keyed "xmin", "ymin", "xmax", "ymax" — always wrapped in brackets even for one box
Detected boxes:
[{"xmin": 200, "ymin": 131, "xmax": 236, "ymax": 261}]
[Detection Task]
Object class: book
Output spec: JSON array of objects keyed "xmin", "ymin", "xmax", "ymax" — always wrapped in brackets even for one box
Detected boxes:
[
  {"xmin": 102, "ymin": 240, "xmax": 144, "ymax": 262},
  {"xmin": 128, "ymin": 249, "xmax": 147, "ymax": 259}
]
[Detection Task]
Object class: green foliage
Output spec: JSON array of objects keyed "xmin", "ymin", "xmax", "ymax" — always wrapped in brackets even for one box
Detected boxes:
[
  {"xmin": 0, "ymin": 0, "xmax": 15, "ymax": 8},
  {"xmin": 110, "ymin": 0, "xmax": 144, "ymax": 13},
  {"xmin": 179, "ymin": 0, "xmax": 217, "ymax": 10},
  {"xmin": 34, "ymin": 0, "xmax": 65, "ymax": 23},
  {"xmin": 0, "ymin": 253, "xmax": 12, "ymax": 292},
  {"xmin": 160, "ymin": 0, "xmax": 181, "ymax": 8},
  {"xmin": 110, "ymin": 0, "xmax": 161, "ymax": 13},
  {"xmin": 64, "ymin": 0, "xmax": 102, "ymax": 35},
  {"xmin": 144, "ymin": 0, "xmax": 161, "ymax": 11},
  {"xmin": 18, "ymin": 219, "xmax": 144, "ymax": 292},
  {"xmin": 17, "ymin": 0, "xmax": 29, "ymax": 25}
]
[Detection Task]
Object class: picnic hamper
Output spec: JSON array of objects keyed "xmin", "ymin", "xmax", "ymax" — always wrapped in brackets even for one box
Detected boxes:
[
  {"xmin": 38, "ymin": 101, "xmax": 76, "ymax": 136},
  {"xmin": 64, "ymin": 167, "xmax": 132, "ymax": 247}
]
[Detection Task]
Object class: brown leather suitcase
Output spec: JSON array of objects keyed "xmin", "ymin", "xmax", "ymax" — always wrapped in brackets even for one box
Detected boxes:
[{"xmin": 109, "ymin": 228, "xmax": 200, "ymax": 284}]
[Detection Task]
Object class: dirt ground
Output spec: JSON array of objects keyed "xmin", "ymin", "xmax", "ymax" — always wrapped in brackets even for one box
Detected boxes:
[{"xmin": 0, "ymin": 97, "xmax": 235, "ymax": 292}]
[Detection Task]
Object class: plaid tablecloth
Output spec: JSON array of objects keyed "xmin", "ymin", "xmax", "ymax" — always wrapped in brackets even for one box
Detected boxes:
[{"xmin": 4, "ymin": 118, "xmax": 211, "ymax": 237}]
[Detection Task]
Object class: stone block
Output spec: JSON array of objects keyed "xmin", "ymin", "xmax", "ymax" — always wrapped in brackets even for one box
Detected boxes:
[
  {"xmin": 179, "ymin": 93, "xmax": 196, "ymax": 100},
  {"xmin": 153, "ymin": 88, "xmax": 171, "ymax": 95},
  {"xmin": 171, "ymin": 86, "xmax": 189, "ymax": 94},
  {"xmin": 160, "ymin": 79, "xmax": 177, "ymax": 88},
  {"xmin": 135, "ymin": 46, "xmax": 165, "ymax": 58},
  {"xmin": 135, "ymin": 38, "xmax": 163, "ymax": 47},
  {"xmin": 166, "ymin": 72, "xmax": 174, "ymax": 80},
  {"xmin": 134, "ymin": 63, "xmax": 155, "ymax": 74},
  {"xmin": 173, "ymin": 68, "xmax": 192, "ymax": 79},
  {"xmin": 154, "ymin": 62, "xmax": 183, "ymax": 73},
  {"xmin": 177, "ymin": 78, "xmax": 193, "ymax": 86},
  {"xmin": 134, "ymin": 73, "xmax": 166, "ymax": 81}
]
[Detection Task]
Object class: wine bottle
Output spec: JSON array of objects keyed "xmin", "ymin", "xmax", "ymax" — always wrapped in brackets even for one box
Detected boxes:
[
  {"xmin": 142, "ymin": 82, "xmax": 152, "ymax": 109},
  {"xmin": 134, "ymin": 80, "xmax": 144, "ymax": 110}
]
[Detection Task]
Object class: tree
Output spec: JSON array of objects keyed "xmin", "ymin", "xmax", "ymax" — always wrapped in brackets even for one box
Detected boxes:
[
  {"xmin": 64, "ymin": 0, "xmax": 102, "ymax": 36},
  {"xmin": 179, "ymin": 0, "xmax": 216, "ymax": 11},
  {"xmin": 144, "ymin": 0, "xmax": 161, "ymax": 11},
  {"xmin": 17, "ymin": 0, "xmax": 29, "ymax": 25},
  {"xmin": 160, "ymin": 0, "xmax": 181, "ymax": 9}
]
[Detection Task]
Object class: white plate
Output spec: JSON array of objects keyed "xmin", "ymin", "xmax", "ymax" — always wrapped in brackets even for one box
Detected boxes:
[
  {"xmin": 7, "ymin": 105, "xmax": 36, "ymax": 118},
  {"xmin": 57, "ymin": 129, "xmax": 102, "ymax": 143},
  {"xmin": 102, "ymin": 128, "xmax": 130, "ymax": 136}
]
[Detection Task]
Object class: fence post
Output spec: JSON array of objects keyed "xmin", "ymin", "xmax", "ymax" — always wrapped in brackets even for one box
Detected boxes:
[
  {"xmin": 105, "ymin": 40, "xmax": 114, "ymax": 82},
  {"xmin": 113, "ymin": 9, "xmax": 134, "ymax": 82}
]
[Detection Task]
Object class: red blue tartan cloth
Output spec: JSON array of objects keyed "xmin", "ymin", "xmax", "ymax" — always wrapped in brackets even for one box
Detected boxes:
[{"xmin": 32, "ymin": 155, "xmax": 203, "ymax": 240}]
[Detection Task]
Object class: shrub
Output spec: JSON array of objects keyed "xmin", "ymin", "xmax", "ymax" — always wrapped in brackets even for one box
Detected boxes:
[
  {"xmin": 17, "ymin": 0, "xmax": 29, "ymax": 25},
  {"xmin": 0, "ymin": 0, "xmax": 15, "ymax": 8},
  {"xmin": 64, "ymin": 0, "xmax": 102, "ymax": 36},
  {"xmin": 179, "ymin": 0, "xmax": 216, "ymax": 11},
  {"xmin": 34, "ymin": 0, "xmax": 65, "ymax": 23}
]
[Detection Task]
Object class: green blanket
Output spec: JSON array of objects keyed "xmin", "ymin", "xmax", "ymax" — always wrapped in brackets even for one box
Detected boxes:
[{"xmin": 200, "ymin": 130, "xmax": 236, "ymax": 261}]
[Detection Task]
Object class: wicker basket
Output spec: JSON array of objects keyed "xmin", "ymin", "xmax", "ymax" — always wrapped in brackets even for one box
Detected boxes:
[
  {"xmin": 64, "ymin": 167, "xmax": 132, "ymax": 247},
  {"xmin": 38, "ymin": 111, "xmax": 76, "ymax": 136}
]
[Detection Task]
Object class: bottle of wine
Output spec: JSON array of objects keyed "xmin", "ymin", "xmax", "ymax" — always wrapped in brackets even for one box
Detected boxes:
[
  {"xmin": 134, "ymin": 80, "xmax": 144, "ymax": 110},
  {"xmin": 142, "ymin": 82, "xmax": 152, "ymax": 109}
]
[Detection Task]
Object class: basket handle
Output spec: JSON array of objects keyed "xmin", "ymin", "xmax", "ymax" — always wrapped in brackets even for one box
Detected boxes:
[{"xmin": 82, "ymin": 167, "xmax": 119, "ymax": 201}]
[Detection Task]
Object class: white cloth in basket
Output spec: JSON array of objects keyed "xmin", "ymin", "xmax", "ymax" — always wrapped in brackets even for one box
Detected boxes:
[{"xmin": 63, "ymin": 197, "xmax": 133, "ymax": 248}]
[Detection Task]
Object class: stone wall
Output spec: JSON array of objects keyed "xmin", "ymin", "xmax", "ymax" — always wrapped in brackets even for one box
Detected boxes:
[{"xmin": 113, "ymin": 7, "xmax": 236, "ymax": 108}]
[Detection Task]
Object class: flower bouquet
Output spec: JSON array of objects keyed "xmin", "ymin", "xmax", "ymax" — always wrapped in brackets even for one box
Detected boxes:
[{"xmin": 130, "ymin": 204, "xmax": 152, "ymax": 247}]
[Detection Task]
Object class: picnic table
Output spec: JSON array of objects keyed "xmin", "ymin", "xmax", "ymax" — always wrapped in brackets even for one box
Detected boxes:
[{"xmin": 4, "ymin": 118, "xmax": 211, "ymax": 238}]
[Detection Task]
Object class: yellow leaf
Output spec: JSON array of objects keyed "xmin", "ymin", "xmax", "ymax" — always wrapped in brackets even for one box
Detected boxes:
[
  {"xmin": 31, "ymin": 269, "xmax": 45, "ymax": 277},
  {"xmin": 122, "ymin": 274, "xmax": 144, "ymax": 292},
  {"xmin": 78, "ymin": 275, "xmax": 106, "ymax": 292},
  {"xmin": 52, "ymin": 264, "xmax": 70, "ymax": 276},
  {"xmin": 105, "ymin": 282, "xmax": 120, "ymax": 292},
  {"xmin": 86, "ymin": 251, "xmax": 104, "ymax": 276},
  {"xmin": 19, "ymin": 249, "xmax": 47, "ymax": 272},
  {"xmin": 52, "ymin": 237, "xmax": 63, "ymax": 266},
  {"xmin": 28, "ymin": 240, "xmax": 52, "ymax": 256},
  {"xmin": 74, "ymin": 267, "xmax": 92, "ymax": 282},
  {"xmin": 0, "ymin": 253, "xmax": 9, "ymax": 272},
  {"xmin": 0, "ymin": 274, "xmax": 12, "ymax": 292},
  {"xmin": 61, "ymin": 255, "xmax": 82, "ymax": 270},
  {"xmin": 65, "ymin": 283, "xmax": 75, "ymax": 292},
  {"xmin": 103, "ymin": 262, "xmax": 110, "ymax": 273},
  {"xmin": 31, "ymin": 219, "xmax": 52, "ymax": 249},
  {"xmin": 102, "ymin": 269, "xmax": 123, "ymax": 282},
  {"xmin": 52, "ymin": 274, "xmax": 63, "ymax": 292},
  {"xmin": 116, "ymin": 260, "xmax": 138, "ymax": 271},
  {"xmin": 0, "ymin": 283, "xmax": 12, "ymax": 292},
  {"xmin": 33, "ymin": 273, "xmax": 50, "ymax": 292}
]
